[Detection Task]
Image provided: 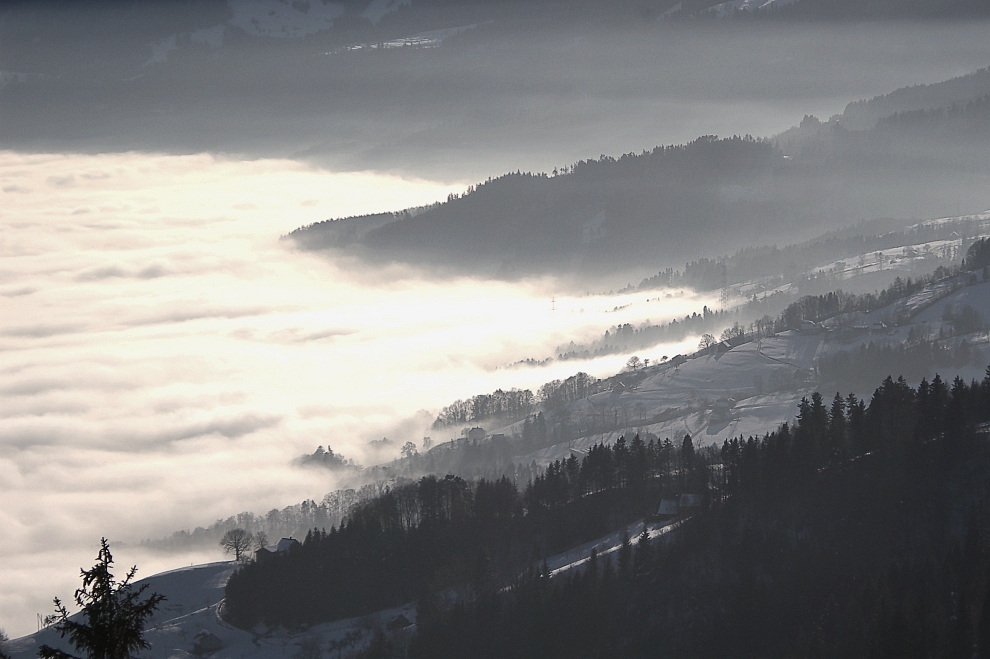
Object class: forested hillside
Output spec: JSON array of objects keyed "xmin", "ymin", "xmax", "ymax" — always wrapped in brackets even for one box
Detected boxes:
[
  {"xmin": 291, "ymin": 135, "xmax": 796, "ymax": 276},
  {"xmin": 290, "ymin": 80, "xmax": 990, "ymax": 280},
  {"xmin": 224, "ymin": 366, "xmax": 990, "ymax": 658},
  {"xmin": 223, "ymin": 434, "xmax": 698, "ymax": 629},
  {"xmin": 410, "ymin": 374, "xmax": 990, "ymax": 658}
]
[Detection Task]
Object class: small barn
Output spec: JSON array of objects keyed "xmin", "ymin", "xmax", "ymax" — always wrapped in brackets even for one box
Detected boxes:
[
  {"xmin": 192, "ymin": 630, "xmax": 224, "ymax": 655},
  {"xmin": 255, "ymin": 537, "xmax": 301, "ymax": 563},
  {"xmin": 711, "ymin": 397, "xmax": 736, "ymax": 422},
  {"xmin": 654, "ymin": 494, "xmax": 703, "ymax": 521},
  {"xmin": 655, "ymin": 498, "xmax": 680, "ymax": 521},
  {"xmin": 387, "ymin": 614, "xmax": 413, "ymax": 631}
]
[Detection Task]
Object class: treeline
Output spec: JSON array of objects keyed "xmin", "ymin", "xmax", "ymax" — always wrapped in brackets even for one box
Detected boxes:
[
  {"xmin": 876, "ymin": 93, "xmax": 990, "ymax": 140},
  {"xmin": 635, "ymin": 216, "xmax": 984, "ymax": 296},
  {"xmin": 776, "ymin": 237, "xmax": 990, "ymax": 333},
  {"xmin": 587, "ymin": 226, "xmax": 986, "ymax": 363},
  {"xmin": 295, "ymin": 445, "xmax": 358, "ymax": 472},
  {"xmin": 143, "ymin": 497, "xmax": 352, "ymax": 553},
  {"xmin": 432, "ymin": 389, "xmax": 535, "ymax": 429},
  {"xmin": 536, "ymin": 372, "xmax": 603, "ymax": 410},
  {"xmin": 556, "ymin": 306, "xmax": 738, "ymax": 361},
  {"xmin": 558, "ymin": 267, "xmax": 949, "ymax": 364},
  {"xmin": 776, "ymin": 263, "xmax": 974, "ymax": 331},
  {"xmin": 346, "ymin": 135, "xmax": 784, "ymax": 276},
  {"xmin": 633, "ymin": 258, "xmax": 726, "ymax": 292},
  {"xmin": 371, "ymin": 434, "xmax": 540, "ymax": 485},
  {"xmin": 409, "ymin": 370, "xmax": 990, "ymax": 659},
  {"xmin": 432, "ymin": 373, "xmax": 602, "ymax": 431},
  {"xmin": 223, "ymin": 433, "xmax": 709, "ymax": 629}
]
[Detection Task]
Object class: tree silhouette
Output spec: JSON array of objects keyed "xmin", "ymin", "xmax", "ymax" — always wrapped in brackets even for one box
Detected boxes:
[
  {"xmin": 39, "ymin": 538, "xmax": 164, "ymax": 659},
  {"xmin": 220, "ymin": 529, "xmax": 253, "ymax": 561}
]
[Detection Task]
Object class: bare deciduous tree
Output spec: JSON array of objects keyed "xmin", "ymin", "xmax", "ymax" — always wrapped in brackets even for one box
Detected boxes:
[
  {"xmin": 699, "ymin": 333, "xmax": 717, "ymax": 352},
  {"xmin": 220, "ymin": 529, "xmax": 253, "ymax": 562}
]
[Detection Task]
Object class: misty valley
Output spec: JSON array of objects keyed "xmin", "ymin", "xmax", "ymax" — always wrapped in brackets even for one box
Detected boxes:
[{"xmin": 3, "ymin": 1, "xmax": 990, "ymax": 658}]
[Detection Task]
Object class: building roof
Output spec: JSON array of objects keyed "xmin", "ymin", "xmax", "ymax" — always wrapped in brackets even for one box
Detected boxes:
[
  {"xmin": 656, "ymin": 498, "xmax": 679, "ymax": 516},
  {"xmin": 276, "ymin": 537, "xmax": 300, "ymax": 553}
]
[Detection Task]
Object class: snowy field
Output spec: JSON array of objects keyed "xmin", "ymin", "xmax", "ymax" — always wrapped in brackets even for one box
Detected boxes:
[{"xmin": 514, "ymin": 275, "xmax": 990, "ymax": 468}]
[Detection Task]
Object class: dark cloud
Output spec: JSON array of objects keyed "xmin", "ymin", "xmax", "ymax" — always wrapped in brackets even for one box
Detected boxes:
[
  {"xmin": 1, "ymin": 413, "xmax": 283, "ymax": 452},
  {"xmin": 144, "ymin": 413, "xmax": 284, "ymax": 446},
  {"xmin": 0, "ymin": 287, "xmax": 36, "ymax": 297},
  {"xmin": 46, "ymin": 175, "xmax": 75, "ymax": 187},
  {"xmin": 125, "ymin": 306, "xmax": 270, "ymax": 327},
  {"xmin": 75, "ymin": 266, "xmax": 127, "ymax": 281},
  {"xmin": 0, "ymin": 324, "xmax": 84, "ymax": 338},
  {"xmin": 0, "ymin": 378, "xmax": 73, "ymax": 397},
  {"xmin": 267, "ymin": 327, "xmax": 354, "ymax": 343},
  {"xmin": 0, "ymin": 425, "xmax": 75, "ymax": 450},
  {"xmin": 300, "ymin": 328, "xmax": 352, "ymax": 341},
  {"xmin": 74, "ymin": 263, "xmax": 172, "ymax": 281},
  {"xmin": 3, "ymin": 185, "xmax": 31, "ymax": 193},
  {"xmin": 137, "ymin": 264, "xmax": 169, "ymax": 279}
]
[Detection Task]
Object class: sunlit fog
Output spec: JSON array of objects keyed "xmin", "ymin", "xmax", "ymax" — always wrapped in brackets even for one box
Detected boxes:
[
  {"xmin": 0, "ymin": 151, "xmax": 708, "ymax": 636},
  {"xmin": 4, "ymin": 0, "xmax": 990, "ymax": 652}
]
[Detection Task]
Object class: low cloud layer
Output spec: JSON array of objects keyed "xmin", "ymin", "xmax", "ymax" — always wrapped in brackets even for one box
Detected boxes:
[{"xmin": 0, "ymin": 151, "xmax": 711, "ymax": 637}]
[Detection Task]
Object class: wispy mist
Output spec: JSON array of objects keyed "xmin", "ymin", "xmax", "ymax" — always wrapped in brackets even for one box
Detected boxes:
[{"xmin": 0, "ymin": 150, "xmax": 711, "ymax": 637}]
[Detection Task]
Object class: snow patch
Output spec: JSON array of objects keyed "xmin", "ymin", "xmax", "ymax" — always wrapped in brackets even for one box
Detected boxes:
[
  {"xmin": 6, "ymin": 560, "xmax": 415, "ymax": 659},
  {"xmin": 709, "ymin": 0, "xmax": 797, "ymax": 17},
  {"xmin": 545, "ymin": 518, "xmax": 681, "ymax": 577},
  {"xmin": 340, "ymin": 24, "xmax": 478, "ymax": 52}
]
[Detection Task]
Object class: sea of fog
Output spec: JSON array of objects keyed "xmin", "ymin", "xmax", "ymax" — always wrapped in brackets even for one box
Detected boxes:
[{"xmin": 0, "ymin": 151, "xmax": 710, "ymax": 637}]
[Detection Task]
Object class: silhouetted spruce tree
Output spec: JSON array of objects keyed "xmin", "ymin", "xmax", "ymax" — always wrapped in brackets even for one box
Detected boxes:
[{"xmin": 39, "ymin": 539, "xmax": 164, "ymax": 659}]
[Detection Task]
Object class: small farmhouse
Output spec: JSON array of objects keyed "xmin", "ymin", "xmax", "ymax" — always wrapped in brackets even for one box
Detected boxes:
[{"xmin": 254, "ymin": 537, "xmax": 301, "ymax": 563}]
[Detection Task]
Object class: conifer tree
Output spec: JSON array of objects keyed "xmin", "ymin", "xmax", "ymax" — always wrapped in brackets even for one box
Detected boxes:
[{"xmin": 39, "ymin": 539, "xmax": 164, "ymax": 659}]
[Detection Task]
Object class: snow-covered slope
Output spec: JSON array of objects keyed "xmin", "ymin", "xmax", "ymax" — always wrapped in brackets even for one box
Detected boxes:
[
  {"xmin": 709, "ymin": 0, "xmax": 798, "ymax": 17},
  {"xmin": 511, "ymin": 272, "xmax": 990, "ymax": 467},
  {"xmin": 6, "ymin": 561, "xmax": 415, "ymax": 659}
]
